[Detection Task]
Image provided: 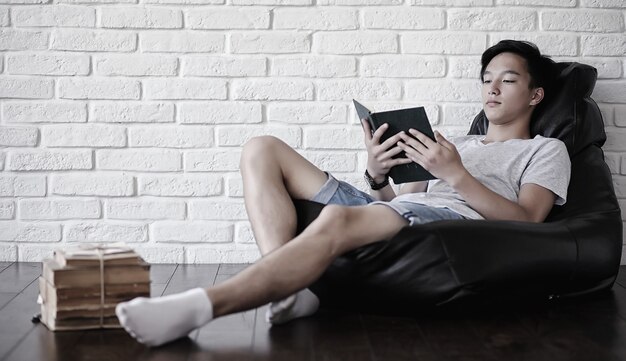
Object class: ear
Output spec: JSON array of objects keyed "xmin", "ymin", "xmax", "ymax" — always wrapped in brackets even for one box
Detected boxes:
[{"xmin": 529, "ymin": 87, "xmax": 544, "ymax": 106}]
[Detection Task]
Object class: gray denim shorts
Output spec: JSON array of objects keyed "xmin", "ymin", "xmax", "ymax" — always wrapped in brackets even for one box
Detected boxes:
[{"xmin": 310, "ymin": 173, "xmax": 465, "ymax": 226}]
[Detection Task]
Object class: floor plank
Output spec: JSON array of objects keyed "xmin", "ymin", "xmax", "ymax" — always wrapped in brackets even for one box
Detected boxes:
[
  {"xmin": 0, "ymin": 293, "xmax": 17, "ymax": 310},
  {"xmin": 0, "ymin": 262, "xmax": 14, "ymax": 274},
  {"xmin": 0, "ymin": 262, "xmax": 41, "ymax": 293},
  {"xmin": 150, "ymin": 264, "xmax": 178, "ymax": 284},
  {"xmin": 616, "ymin": 268, "xmax": 626, "ymax": 289},
  {"xmin": 0, "ymin": 279, "xmax": 41, "ymax": 360},
  {"xmin": 217, "ymin": 263, "xmax": 249, "ymax": 276},
  {"xmin": 162, "ymin": 264, "xmax": 219, "ymax": 296}
]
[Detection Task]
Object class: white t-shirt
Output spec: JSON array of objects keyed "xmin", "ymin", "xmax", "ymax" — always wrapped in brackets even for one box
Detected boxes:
[{"xmin": 393, "ymin": 135, "xmax": 571, "ymax": 220}]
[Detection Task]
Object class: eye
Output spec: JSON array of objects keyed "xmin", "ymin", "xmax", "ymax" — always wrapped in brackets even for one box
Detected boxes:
[
  {"xmin": 482, "ymin": 79, "xmax": 492, "ymax": 84},
  {"xmin": 503, "ymin": 79, "xmax": 516, "ymax": 83}
]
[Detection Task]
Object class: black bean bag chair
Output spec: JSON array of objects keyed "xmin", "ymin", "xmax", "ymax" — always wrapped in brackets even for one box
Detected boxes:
[{"xmin": 294, "ymin": 62, "xmax": 623, "ymax": 312}]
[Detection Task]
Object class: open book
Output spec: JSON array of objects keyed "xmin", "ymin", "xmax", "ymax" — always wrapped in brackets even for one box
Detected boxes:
[{"xmin": 354, "ymin": 100, "xmax": 437, "ymax": 184}]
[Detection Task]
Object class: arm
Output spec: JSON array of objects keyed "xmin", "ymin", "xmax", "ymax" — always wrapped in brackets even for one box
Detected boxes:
[
  {"xmin": 398, "ymin": 130, "xmax": 555, "ymax": 223},
  {"xmin": 361, "ymin": 119, "xmax": 412, "ymax": 201}
]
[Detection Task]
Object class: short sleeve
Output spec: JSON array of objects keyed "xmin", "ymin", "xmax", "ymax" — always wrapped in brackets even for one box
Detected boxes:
[{"xmin": 520, "ymin": 139, "xmax": 571, "ymax": 206}]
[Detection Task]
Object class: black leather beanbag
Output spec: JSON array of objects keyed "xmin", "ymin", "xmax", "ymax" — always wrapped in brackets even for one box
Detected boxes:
[{"xmin": 294, "ymin": 62, "xmax": 623, "ymax": 312}]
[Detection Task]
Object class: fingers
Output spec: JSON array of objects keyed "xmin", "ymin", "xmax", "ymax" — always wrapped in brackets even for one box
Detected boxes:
[{"xmin": 361, "ymin": 119, "xmax": 373, "ymax": 141}]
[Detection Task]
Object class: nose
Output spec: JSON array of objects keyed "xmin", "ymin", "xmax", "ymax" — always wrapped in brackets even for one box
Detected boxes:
[{"xmin": 487, "ymin": 83, "xmax": 499, "ymax": 96}]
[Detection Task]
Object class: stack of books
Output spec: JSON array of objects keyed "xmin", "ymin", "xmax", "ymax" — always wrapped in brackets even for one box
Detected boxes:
[{"xmin": 38, "ymin": 243, "xmax": 151, "ymax": 331}]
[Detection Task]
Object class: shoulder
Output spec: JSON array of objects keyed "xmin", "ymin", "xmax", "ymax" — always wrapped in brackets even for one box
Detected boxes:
[{"xmin": 529, "ymin": 136, "xmax": 568, "ymax": 155}]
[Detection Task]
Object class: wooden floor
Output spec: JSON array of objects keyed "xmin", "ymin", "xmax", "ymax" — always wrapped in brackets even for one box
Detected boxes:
[{"xmin": 1, "ymin": 263, "xmax": 626, "ymax": 361}]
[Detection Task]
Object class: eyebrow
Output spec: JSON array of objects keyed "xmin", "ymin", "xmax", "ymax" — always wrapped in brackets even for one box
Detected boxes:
[{"xmin": 483, "ymin": 70, "xmax": 521, "ymax": 76}]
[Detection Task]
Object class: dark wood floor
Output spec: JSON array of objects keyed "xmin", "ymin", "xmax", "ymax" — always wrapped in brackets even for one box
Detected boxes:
[{"xmin": 2, "ymin": 262, "xmax": 626, "ymax": 361}]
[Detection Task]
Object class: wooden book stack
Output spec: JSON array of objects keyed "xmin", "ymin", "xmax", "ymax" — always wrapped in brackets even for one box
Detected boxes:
[{"xmin": 38, "ymin": 243, "xmax": 151, "ymax": 331}]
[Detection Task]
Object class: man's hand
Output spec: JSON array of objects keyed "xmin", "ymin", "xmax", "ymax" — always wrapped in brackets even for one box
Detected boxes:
[
  {"xmin": 362, "ymin": 119, "xmax": 412, "ymax": 181},
  {"xmin": 398, "ymin": 129, "xmax": 468, "ymax": 186}
]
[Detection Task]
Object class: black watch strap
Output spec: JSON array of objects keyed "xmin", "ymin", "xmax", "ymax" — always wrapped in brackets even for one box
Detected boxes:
[{"xmin": 364, "ymin": 170, "xmax": 389, "ymax": 190}]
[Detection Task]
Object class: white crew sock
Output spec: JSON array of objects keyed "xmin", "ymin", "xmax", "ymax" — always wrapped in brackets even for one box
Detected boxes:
[
  {"xmin": 265, "ymin": 288, "xmax": 320, "ymax": 325},
  {"xmin": 115, "ymin": 288, "xmax": 213, "ymax": 347}
]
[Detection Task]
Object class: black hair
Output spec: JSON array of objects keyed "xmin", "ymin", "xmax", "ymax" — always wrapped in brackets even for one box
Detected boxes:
[{"xmin": 480, "ymin": 40, "xmax": 555, "ymax": 91}]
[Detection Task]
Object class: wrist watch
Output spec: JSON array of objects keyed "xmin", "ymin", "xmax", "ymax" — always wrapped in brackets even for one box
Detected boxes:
[{"xmin": 364, "ymin": 170, "xmax": 389, "ymax": 190}]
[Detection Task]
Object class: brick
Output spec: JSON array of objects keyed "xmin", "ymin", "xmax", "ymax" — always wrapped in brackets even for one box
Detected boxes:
[
  {"xmin": 0, "ymin": 7, "xmax": 7, "ymax": 25},
  {"xmin": 272, "ymin": 56, "xmax": 356, "ymax": 78},
  {"xmin": 139, "ymin": 174, "xmax": 222, "ymax": 196},
  {"xmin": 592, "ymin": 81, "xmax": 626, "ymax": 103},
  {"xmin": 185, "ymin": 149, "xmax": 241, "ymax": 172},
  {"xmin": 412, "ymin": 0, "xmax": 491, "ymax": 4},
  {"xmin": 274, "ymin": 8, "xmax": 358, "ymax": 30},
  {"xmin": 232, "ymin": 79, "xmax": 313, "ymax": 101},
  {"xmin": 232, "ymin": 0, "xmax": 309, "ymax": 5},
  {"xmin": 141, "ymin": 31, "xmax": 224, "ymax": 53},
  {"xmin": 187, "ymin": 8, "xmax": 269, "ymax": 29},
  {"xmin": 13, "ymin": 5, "xmax": 95, "ymax": 27},
  {"xmin": 42, "ymin": 125, "xmax": 126, "ymax": 147},
  {"xmin": 576, "ymin": 58, "xmax": 622, "ymax": 79},
  {"xmin": 0, "ymin": 200, "xmax": 14, "ymax": 219},
  {"xmin": 216, "ymin": 126, "xmax": 301, "ymax": 148},
  {"xmin": 582, "ymin": 35, "xmax": 626, "ymax": 56},
  {"xmin": 0, "ymin": 127, "xmax": 38, "ymax": 147},
  {"xmin": 443, "ymin": 104, "xmax": 483, "ymax": 126},
  {"xmin": 65, "ymin": 221, "xmax": 147, "ymax": 243},
  {"xmin": 319, "ymin": 0, "xmax": 399, "ymax": 4},
  {"xmin": 0, "ymin": 244, "xmax": 16, "ymax": 262},
  {"xmin": 185, "ymin": 246, "xmax": 260, "ymax": 263},
  {"xmin": 314, "ymin": 31, "xmax": 397, "ymax": 54},
  {"xmin": 0, "ymin": 175, "xmax": 46, "ymax": 196},
  {"xmin": 0, "ymin": 78, "xmax": 53, "ymax": 99},
  {"xmin": 621, "ymin": 200, "xmax": 626, "ymax": 220},
  {"xmin": 448, "ymin": 57, "xmax": 482, "ymax": 78},
  {"xmin": 0, "ymin": 222, "xmax": 61, "ymax": 242},
  {"xmin": 101, "ymin": 7, "xmax": 181, "ymax": 28},
  {"xmin": 59, "ymin": 78, "xmax": 140, "ymax": 100},
  {"xmin": 132, "ymin": 245, "xmax": 184, "ymax": 264},
  {"xmin": 490, "ymin": 33, "xmax": 579, "ymax": 57},
  {"xmin": 145, "ymin": 0, "xmax": 222, "ymax": 4},
  {"xmin": 582, "ymin": 0, "xmax": 626, "ymax": 7},
  {"xmin": 3, "ymin": 102, "xmax": 87, "ymax": 123},
  {"xmin": 51, "ymin": 29, "xmax": 136, "ymax": 52},
  {"xmin": 180, "ymin": 102, "xmax": 262, "ymax": 124},
  {"xmin": 0, "ymin": 152, "xmax": 4, "ymax": 169},
  {"xmin": 268, "ymin": 103, "xmax": 347, "ymax": 124},
  {"xmin": 406, "ymin": 80, "xmax": 482, "ymax": 102},
  {"xmin": 498, "ymin": 0, "xmax": 575, "ymax": 5},
  {"xmin": 604, "ymin": 128, "xmax": 626, "ymax": 151},
  {"xmin": 0, "ymin": 29, "xmax": 48, "ymax": 50},
  {"xmin": 304, "ymin": 126, "xmax": 362, "ymax": 150},
  {"xmin": 542, "ymin": 10, "xmax": 623, "ymax": 32},
  {"xmin": 8, "ymin": 150, "xmax": 92, "ymax": 171},
  {"xmin": 94, "ymin": 55, "xmax": 178, "ymax": 76},
  {"xmin": 91, "ymin": 102, "xmax": 174, "ymax": 123},
  {"xmin": 226, "ymin": 174, "xmax": 243, "ymax": 198},
  {"xmin": 402, "ymin": 32, "xmax": 487, "ymax": 55},
  {"xmin": 51, "ymin": 173, "xmax": 134, "ymax": 196},
  {"xmin": 231, "ymin": 32, "xmax": 310, "ymax": 54},
  {"xmin": 0, "ymin": 0, "xmax": 47, "ymax": 3},
  {"xmin": 301, "ymin": 151, "xmax": 357, "ymax": 171},
  {"xmin": 19, "ymin": 199, "xmax": 101, "ymax": 220},
  {"xmin": 317, "ymin": 79, "xmax": 402, "ymax": 101},
  {"xmin": 7, "ymin": 53, "xmax": 90, "ymax": 76},
  {"xmin": 615, "ymin": 105, "xmax": 626, "ymax": 127},
  {"xmin": 18, "ymin": 245, "xmax": 60, "ymax": 262},
  {"xmin": 97, "ymin": 149, "xmax": 181, "ymax": 171},
  {"xmin": 189, "ymin": 200, "xmax": 247, "ymax": 220},
  {"xmin": 363, "ymin": 8, "xmax": 444, "ymax": 29},
  {"xmin": 449, "ymin": 9, "xmax": 536, "ymax": 31},
  {"xmin": 235, "ymin": 222, "xmax": 254, "ymax": 244},
  {"xmin": 106, "ymin": 199, "xmax": 185, "ymax": 220},
  {"xmin": 614, "ymin": 175, "xmax": 626, "ymax": 198},
  {"xmin": 361, "ymin": 55, "xmax": 445, "ymax": 78},
  {"xmin": 57, "ymin": 0, "xmax": 135, "ymax": 3},
  {"xmin": 144, "ymin": 78, "xmax": 227, "ymax": 100},
  {"xmin": 183, "ymin": 56, "xmax": 266, "ymax": 77},
  {"xmin": 129, "ymin": 126, "xmax": 213, "ymax": 148},
  {"xmin": 598, "ymin": 104, "xmax": 614, "ymax": 125}
]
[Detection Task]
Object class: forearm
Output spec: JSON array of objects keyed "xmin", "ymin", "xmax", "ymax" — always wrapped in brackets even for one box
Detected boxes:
[{"xmin": 449, "ymin": 171, "xmax": 535, "ymax": 222}]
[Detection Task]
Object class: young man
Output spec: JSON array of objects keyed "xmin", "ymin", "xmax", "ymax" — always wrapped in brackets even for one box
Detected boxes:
[{"xmin": 116, "ymin": 40, "xmax": 571, "ymax": 347}]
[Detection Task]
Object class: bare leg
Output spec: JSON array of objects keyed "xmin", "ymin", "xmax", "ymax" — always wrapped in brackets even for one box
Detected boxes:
[
  {"xmin": 240, "ymin": 136, "xmax": 328, "ymax": 255},
  {"xmin": 115, "ymin": 204, "xmax": 408, "ymax": 346}
]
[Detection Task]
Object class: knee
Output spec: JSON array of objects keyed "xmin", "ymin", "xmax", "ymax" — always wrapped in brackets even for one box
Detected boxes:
[
  {"xmin": 240, "ymin": 136, "xmax": 283, "ymax": 168},
  {"xmin": 313, "ymin": 205, "xmax": 354, "ymax": 252}
]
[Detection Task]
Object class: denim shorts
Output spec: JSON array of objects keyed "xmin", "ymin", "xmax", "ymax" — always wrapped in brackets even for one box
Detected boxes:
[{"xmin": 310, "ymin": 173, "xmax": 465, "ymax": 226}]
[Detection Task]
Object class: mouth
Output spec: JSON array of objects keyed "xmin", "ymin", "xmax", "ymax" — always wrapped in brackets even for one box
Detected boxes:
[{"xmin": 486, "ymin": 101, "xmax": 501, "ymax": 107}]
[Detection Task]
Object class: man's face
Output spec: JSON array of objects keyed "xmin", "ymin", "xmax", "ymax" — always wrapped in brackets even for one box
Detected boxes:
[{"xmin": 481, "ymin": 52, "xmax": 542, "ymax": 126}]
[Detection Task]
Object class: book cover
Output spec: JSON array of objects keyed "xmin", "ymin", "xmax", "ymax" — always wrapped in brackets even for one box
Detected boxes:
[{"xmin": 354, "ymin": 100, "xmax": 437, "ymax": 184}]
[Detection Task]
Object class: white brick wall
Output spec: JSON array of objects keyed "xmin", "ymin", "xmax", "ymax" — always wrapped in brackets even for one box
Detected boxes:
[{"xmin": 0, "ymin": 2, "xmax": 624, "ymax": 264}]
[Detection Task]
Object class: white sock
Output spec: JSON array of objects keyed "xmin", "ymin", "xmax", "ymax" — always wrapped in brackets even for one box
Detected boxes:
[
  {"xmin": 115, "ymin": 288, "xmax": 213, "ymax": 347},
  {"xmin": 265, "ymin": 288, "xmax": 319, "ymax": 325}
]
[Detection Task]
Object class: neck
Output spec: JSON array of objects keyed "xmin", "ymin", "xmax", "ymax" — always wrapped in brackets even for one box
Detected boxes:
[{"xmin": 483, "ymin": 117, "xmax": 531, "ymax": 143}]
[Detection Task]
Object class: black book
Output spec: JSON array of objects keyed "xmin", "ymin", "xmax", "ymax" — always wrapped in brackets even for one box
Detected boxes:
[{"xmin": 353, "ymin": 100, "xmax": 437, "ymax": 184}]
